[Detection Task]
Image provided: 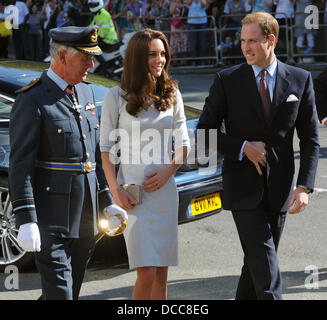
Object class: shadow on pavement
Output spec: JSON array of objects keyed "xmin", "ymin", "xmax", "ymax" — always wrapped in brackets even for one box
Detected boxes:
[
  {"xmin": 79, "ymin": 267, "xmax": 327, "ymax": 300},
  {"xmin": 1, "ymin": 267, "xmax": 327, "ymax": 299}
]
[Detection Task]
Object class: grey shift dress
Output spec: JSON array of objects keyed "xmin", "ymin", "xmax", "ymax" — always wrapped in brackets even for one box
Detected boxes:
[{"xmin": 100, "ymin": 86, "xmax": 190, "ymax": 269}]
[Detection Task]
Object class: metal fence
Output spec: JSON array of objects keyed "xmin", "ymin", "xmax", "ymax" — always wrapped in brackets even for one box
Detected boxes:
[
  {"xmin": 120, "ymin": 15, "xmax": 219, "ymax": 69},
  {"xmin": 289, "ymin": 11, "xmax": 327, "ymax": 64},
  {"xmin": 118, "ymin": 11, "xmax": 327, "ymax": 68},
  {"xmin": 216, "ymin": 11, "xmax": 327, "ymax": 65}
]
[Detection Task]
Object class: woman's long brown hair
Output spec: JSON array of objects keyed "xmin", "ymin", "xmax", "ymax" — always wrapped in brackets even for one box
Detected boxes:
[{"xmin": 120, "ymin": 28, "xmax": 178, "ymax": 117}]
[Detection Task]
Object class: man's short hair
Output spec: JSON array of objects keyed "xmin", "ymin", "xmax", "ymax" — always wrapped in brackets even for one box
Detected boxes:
[
  {"xmin": 50, "ymin": 40, "xmax": 78, "ymax": 64},
  {"xmin": 242, "ymin": 11, "xmax": 279, "ymax": 44}
]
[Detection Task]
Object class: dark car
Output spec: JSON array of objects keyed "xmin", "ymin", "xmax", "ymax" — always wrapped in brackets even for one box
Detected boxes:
[{"xmin": 0, "ymin": 60, "xmax": 223, "ymax": 271}]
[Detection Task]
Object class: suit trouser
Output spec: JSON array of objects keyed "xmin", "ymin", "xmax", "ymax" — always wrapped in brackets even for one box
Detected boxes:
[
  {"xmin": 35, "ymin": 234, "xmax": 96, "ymax": 300},
  {"xmin": 232, "ymin": 203, "xmax": 287, "ymax": 300}
]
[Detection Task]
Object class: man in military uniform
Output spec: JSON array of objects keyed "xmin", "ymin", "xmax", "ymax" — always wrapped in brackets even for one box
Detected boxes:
[{"xmin": 9, "ymin": 25, "xmax": 127, "ymax": 300}]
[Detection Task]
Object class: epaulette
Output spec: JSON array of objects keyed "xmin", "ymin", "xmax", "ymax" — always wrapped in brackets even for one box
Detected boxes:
[{"xmin": 15, "ymin": 78, "xmax": 40, "ymax": 94}]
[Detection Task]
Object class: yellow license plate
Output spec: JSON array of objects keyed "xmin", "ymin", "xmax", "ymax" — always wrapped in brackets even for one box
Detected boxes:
[{"xmin": 188, "ymin": 192, "xmax": 222, "ymax": 217}]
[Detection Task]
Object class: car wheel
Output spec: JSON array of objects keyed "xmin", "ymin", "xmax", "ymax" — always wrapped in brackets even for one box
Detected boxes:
[{"xmin": 0, "ymin": 176, "xmax": 34, "ymax": 272}]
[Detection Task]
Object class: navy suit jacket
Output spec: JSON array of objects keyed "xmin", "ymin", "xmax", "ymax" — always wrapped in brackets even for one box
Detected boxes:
[
  {"xmin": 197, "ymin": 60, "xmax": 320, "ymax": 213},
  {"xmin": 9, "ymin": 71, "xmax": 112, "ymax": 236}
]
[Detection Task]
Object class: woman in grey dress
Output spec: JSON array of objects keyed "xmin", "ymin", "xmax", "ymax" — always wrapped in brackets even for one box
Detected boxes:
[{"xmin": 100, "ymin": 29, "xmax": 191, "ymax": 300}]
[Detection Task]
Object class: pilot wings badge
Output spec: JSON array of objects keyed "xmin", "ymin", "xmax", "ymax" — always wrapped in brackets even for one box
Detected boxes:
[{"xmin": 85, "ymin": 103, "xmax": 96, "ymax": 111}]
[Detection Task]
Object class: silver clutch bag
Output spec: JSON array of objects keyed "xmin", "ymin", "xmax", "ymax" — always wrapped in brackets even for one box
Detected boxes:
[{"xmin": 121, "ymin": 184, "xmax": 142, "ymax": 205}]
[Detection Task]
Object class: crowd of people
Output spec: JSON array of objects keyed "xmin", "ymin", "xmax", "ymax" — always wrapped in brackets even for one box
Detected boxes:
[{"xmin": 1, "ymin": 0, "xmax": 327, "ymax": 64}]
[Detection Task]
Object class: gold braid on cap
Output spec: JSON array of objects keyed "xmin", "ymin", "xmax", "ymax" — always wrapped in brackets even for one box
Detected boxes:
[
  {"xmin": 91, "ymin": 29, "xmax": 97, "ymax": 43},
  {"xmin": 76, "ymin": 46, "xmax": 101, "ymax": 54}
]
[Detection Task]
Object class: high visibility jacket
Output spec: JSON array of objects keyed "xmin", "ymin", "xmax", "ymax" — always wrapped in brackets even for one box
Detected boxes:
[{"xmin": 90, "ymin": 8, "xmax": 118, "ymax": 45}]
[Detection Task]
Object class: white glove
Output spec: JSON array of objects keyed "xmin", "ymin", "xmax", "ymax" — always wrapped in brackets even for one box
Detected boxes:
[
  {"xmin": 107, "ymin": 215, "xmax": 122, "ymax": 229},
  {"xmin": 103, "ymin": 204, "xmax": 128, "ymax": 229},
  {"xmin": 17, "ymin": 222, "xmax": 41, "ymax": 252}
]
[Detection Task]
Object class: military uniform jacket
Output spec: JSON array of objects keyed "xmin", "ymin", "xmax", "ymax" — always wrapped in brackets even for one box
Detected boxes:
[{"xmin": 9, "ymin": 71, "xmax": 113, "ymax": 236}]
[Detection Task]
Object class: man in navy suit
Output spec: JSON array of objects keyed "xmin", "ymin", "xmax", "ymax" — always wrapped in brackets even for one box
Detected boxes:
[
  {"xmin": 197, "ymin": 12, "xmax": 319, "ymax": 299},
  {"xmin": 9, "ymin": 26, "xmax": 127, "ymax": 299}
]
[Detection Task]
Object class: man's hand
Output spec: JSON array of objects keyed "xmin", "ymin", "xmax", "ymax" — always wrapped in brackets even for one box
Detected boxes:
[
  {"xmin": 104, "ymin": 204, "xmax": 128, "ymax": 219},
  {"xmin": 243, "ymin": 141, "xmax": 267, "ymax": 175},
  {"xmin": 288, "ymin": 187, "xmax": 309, "ymax": 214},
  {"xmin": 103, "ymin": 204, "xmax": 128, "ymax": 228},
  {"xmin": 17, "ymin": 222, "xmax": 41, "ymax": 252}
]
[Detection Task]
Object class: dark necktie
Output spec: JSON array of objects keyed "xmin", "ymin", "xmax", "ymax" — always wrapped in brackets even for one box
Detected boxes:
[
  {"xmin": 65, "ymin": 85, "xmax": 81, "ymax": 113},
  {"xmin": 259, "ymin": 69, "xmax": 271, "ymax": 124}
]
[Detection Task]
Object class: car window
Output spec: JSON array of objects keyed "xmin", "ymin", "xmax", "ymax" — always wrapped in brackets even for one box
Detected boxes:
[
  {"xmin": 0, "ymin": 94, "xmax": 13, "ymax": 119},
  {"xmin": 184, "ymin": 106, "xmax": 201, "ymax": 120},
  {"xmin": 89, "ymin": 84, "xmax": 108, "ymax": 111},
  {"xmin": 88, "ymin": 83, "xmax": 109, "ymax": 120}
]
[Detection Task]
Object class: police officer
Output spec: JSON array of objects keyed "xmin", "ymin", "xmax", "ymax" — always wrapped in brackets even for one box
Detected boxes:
[
  {"xmin": 88, "ymin": 0, "xmax": 119, "ymax": 51},
  {"xmin": 9, "ymin": 25, "xmax": 127, "ymax": 300}
]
